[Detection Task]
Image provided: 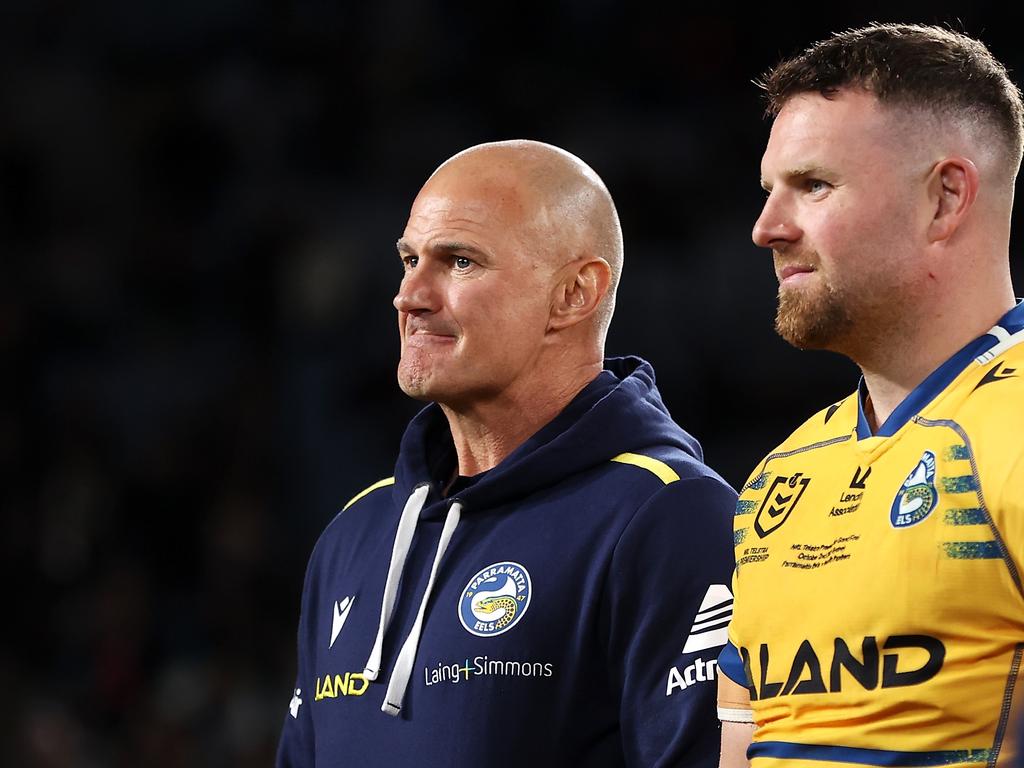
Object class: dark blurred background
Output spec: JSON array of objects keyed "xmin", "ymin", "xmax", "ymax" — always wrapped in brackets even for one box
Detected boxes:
[{"xmin": 5, "ymin": 3, "xmax": 1023, "ymax": 766}]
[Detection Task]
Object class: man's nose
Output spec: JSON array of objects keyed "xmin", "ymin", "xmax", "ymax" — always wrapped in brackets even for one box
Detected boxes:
[
  {"xmin": 393, "ymin": 264, "xmax": 440, "ymax": 314},
  {"xmin": 752, "ymin": 191, "xmax": 801, "ymax": 249}
]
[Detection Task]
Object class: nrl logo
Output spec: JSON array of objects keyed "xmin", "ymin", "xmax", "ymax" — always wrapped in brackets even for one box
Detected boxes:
[{"xmin": 754, "ymin": 473, "xmax": 811, "ymax": 538}]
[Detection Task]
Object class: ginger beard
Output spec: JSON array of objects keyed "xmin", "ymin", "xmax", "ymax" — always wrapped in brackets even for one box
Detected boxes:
[{"xmin": 773, "ymin": 255, "xmax": 854, "ymax": 350}]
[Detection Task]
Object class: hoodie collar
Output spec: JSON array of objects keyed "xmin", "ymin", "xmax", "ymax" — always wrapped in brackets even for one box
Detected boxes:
[{"xmin": 391, "ymin": 356, "xmax": 700, "ymax": 516}]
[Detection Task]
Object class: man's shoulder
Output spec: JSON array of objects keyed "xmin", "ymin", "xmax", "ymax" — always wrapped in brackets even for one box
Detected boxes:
[
  {"xmin": 603, "ymin": 446, "xmax": 736, "ymax": 519},
  {"xmin": 341, "ymin": 476, "xmax": 396, "ymax": 513},
  {"xmin": 735, "ymin": 394, "xmax": 856, "ymax": 491},
  {"xmin": 770, "ymin": 394, "xmax": 856, "ymax": 453},
  {"xmin": 956, "ymin": 344, "xmax": 1024, "ymax": 423},
  {"xmin": 298, "ymin": 475, "xmax": 398, "ymax": 586},
  {"xmin": 315, "ymin": 475, "xmax": 396, "ymax": 543}
]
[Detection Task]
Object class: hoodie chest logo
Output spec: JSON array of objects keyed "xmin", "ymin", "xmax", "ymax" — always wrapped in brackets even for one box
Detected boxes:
[{"xmin": 458, "ymin": 562, "xmax": 532, "ymax": 637}]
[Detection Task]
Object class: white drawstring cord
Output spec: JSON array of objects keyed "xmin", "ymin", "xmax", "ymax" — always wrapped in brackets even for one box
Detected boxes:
[
  {"xmin": 363, "ymin": 484, "xmax": 430, "ymax": 681},
  {"xmin": 381, "ymin": 502, "xmax": 462, "ymax": 716}
]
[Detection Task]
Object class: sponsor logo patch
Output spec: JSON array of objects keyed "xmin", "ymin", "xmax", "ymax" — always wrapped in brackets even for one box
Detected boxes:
[
  {"xmin": 314, "ymin": 672, "xmax": 369, "ymax": 700},
  {"xmin": 740, "ymin": 634, "xmax": 945, "ymax": 700},
  {"xmin": 666, "ymin": 657, "xmax": 718, "ymax": 696},
  {"xmin": 458, "ymin": 561, "xmax": 532, "ymax": 637},
  {"xmin": 423, "ymin": 656, "xmax": 554, "ymax": 687},
  {"xmin": 682, "ymin": 584, "xmax": 733, "ymax": 654}
]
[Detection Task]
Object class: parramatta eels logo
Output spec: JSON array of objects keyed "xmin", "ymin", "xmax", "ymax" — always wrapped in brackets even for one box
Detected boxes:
[
  {"xmin": 459, "ymin": 561, "xmax": 532, "ymax": 637},
  {"xmin": 890, "ymin": 450, "xmax": 938, "ymax": 528}
]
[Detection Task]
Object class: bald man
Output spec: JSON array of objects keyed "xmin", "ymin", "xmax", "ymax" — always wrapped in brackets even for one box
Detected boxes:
[
  {"xmin": 276, "ymin": 140, "xmax": 736, "ymax": 767},
  {"xmin": 718, "ymin": 25, "xmax": 1024, "ymax": 767}
]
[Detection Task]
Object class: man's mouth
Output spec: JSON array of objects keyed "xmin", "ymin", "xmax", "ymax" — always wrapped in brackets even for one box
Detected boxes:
[
  {"xmin": 404, "ymin": 323, "xmax": 457, "ymax": 346},
  {"xmin": 777, "ymin": 264, "xmax": 815, "ymax": 285}
]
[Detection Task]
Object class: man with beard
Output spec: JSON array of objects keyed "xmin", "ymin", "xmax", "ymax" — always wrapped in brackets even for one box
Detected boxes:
[
  {"xmin": 277, "ymin": 140, "xmax": 736, "ymax": 768},
  {"xmin": 717, "ymin": 24, "xmax": 1024, "ymax": 767}
]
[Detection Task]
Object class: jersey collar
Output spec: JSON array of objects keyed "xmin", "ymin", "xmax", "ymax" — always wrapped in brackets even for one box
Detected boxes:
[{"xmin": 856, "ymin": 300, "xmax": 1024, "ymax": 439}]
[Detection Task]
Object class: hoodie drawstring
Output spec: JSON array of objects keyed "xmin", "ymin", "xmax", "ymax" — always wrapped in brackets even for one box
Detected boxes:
[
  {"xmin": 363, "ymin": 484, "xmax": 430, "ymax": 682},
  {"xmin": 361, "ymin": 484, "xmax": 463, "ymax": 717},
  {"xmin": 381, "ymin": 502, "xmax": 461, "ymax": 716}
]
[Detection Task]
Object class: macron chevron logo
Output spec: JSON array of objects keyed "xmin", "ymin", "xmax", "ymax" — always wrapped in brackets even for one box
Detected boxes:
[
  {"xmin": 682, "ymin": 584, "xmax": 733, "ymax": 654},
  {"xmin": 330, "ymin": 595, "xmax": 355, "ymax": 649}
]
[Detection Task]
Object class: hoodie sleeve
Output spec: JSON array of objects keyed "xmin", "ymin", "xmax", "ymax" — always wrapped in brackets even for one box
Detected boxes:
[
  {"xmin": 604, "ymin": 473, "xmax": 737, "ymax": 768},
  {"xmin": 276, "ymin": 547, "xmax": 320, "ymax": 768}
]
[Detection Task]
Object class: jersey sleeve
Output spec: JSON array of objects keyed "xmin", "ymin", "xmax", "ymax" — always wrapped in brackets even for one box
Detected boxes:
[
  {"xmin": 716, "ymin": 465, "xmax": 762, "ymax": 725},
  {"xmin": 276, "ymin": 547, "xmax": 320, "ymax": 768},
  {"xmin": 603, "ymin": 474, "xmax": 738, "ymax": 768},
  {"xmin": 717, "ymin": 642, "xmax": 753, "ymax": 722}
]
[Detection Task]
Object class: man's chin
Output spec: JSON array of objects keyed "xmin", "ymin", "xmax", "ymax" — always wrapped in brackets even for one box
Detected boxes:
[
  {"xmin": 774, "ymin": 292, "xmax": 851, "ymax": 350},
  {"xmin": 397, "ymin": 364, "xmax": 462, "ymax": 403},
  {"xmin": 397, "ymin": 372, "xmax": 436, "ymax": 402}
]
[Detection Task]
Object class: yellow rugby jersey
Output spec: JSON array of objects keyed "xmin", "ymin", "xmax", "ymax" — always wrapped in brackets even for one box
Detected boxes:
[{"xmin": 719, "ymin": 304, "xmax": 1024, "ymax": 767}]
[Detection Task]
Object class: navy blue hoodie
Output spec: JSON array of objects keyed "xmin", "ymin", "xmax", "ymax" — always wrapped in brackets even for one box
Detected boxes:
[{"xmin": 277, "ymin": 357, "xmax": 736, "ymax": 767}]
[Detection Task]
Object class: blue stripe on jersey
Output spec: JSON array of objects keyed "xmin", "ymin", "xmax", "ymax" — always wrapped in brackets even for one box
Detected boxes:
[
  {"xmin": 747, "ymin": 472, "xmax": 770, "ymax": 491},
  {"xmin": 748, "ymin": 741, "xmax": 992, "ymax": 766},
  {"xmin": 944, "ymin": 445, "xmax": 971, "ymax": 461},
  {"xmin": 943, "ymin": 508, "xmax": 987, "ymax": 526},
  {"xmin": 717, "ymin": 641, "xmax": 747, "ymax": 686},
  {"xmin": 917, "ymin": 417, "xmax": 1023, "ymax": 596},
  {"xmin": 736, "ymin": 499, "xmax": 756, "ymax": 516},
  {"xmin": 857, "ymin": 301, "xmax": 1024, "ymax": 440},
  {"xmin": 942, "ymin": 541, "xmax": 1002, "ymax": 559},
  {"xmin": 942, "ymin": 475, "xmax": 979, "ymax": 493}
]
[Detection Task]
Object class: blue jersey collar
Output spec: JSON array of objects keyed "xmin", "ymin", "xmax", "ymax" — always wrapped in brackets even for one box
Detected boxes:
[{"xmin": 856, "ymin": 300, "xmax": 1024, "ymax": 439}]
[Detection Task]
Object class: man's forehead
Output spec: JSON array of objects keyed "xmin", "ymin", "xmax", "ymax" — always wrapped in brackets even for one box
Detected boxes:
[
  {"xmin": 762, "ymin": 91, "xmax": 898, "ymax": 174},
  {"xmin": 409, "ymin": 192, "xmax": 492, "ymax": 224},
  {"xmin": 404, "ymin": 172, "xmax": 533, "ymax": 235},
  {"xmin": 775, "ymin": 92, "xmax": 885, "ymax": 143},
  {"xmin": 399, "ymin": 196, "xmax": 511, "ymax": 257}
]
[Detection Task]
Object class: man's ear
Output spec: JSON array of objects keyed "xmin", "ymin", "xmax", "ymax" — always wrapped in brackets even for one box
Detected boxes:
[
  {"xmin": 926, "ymin": 156, "xmax": 979, "ymax": 244},
  {"xmin": 548, "ymin": 257, "xmax": 611, "ymax": 332}
]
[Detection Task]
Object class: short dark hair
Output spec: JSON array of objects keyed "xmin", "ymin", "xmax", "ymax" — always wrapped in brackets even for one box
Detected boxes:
[{"xmin": 760, "ymin": 23, "xmax": 1024, "ymax": 171}]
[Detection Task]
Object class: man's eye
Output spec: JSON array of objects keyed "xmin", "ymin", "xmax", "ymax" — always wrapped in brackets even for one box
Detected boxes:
[
  {"xmin": 403, "ymin": 255, "xmax": 419, "ymax": 269},
  {"xmin": 807, "ymin": 179, "xmax": 829, "ymax": 194},
  {"xmin": 454, "ymin": 256, "xmax": 472, "ymax": 269}
]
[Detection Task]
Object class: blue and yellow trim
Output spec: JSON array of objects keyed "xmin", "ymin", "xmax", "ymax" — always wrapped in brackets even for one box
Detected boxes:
[
  {"xmin": 342, "ymin": 477, "xmax": 395, "ymax": 511},
  {"xmin": 748, "ymin": 741, "xmax": 991, "ymax": 766},
  {"xmin": 610, "ymin": 452, "xmax": 679, "ymax": 485}
]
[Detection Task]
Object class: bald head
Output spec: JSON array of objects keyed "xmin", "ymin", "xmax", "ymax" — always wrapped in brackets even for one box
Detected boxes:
[
  {"xmin": 394, "ymin": 140, "xmax": 623, "ymax": 411},
  {"xmin": 421, "ymin": 140, "xmax": 623, "ymax": 337}
]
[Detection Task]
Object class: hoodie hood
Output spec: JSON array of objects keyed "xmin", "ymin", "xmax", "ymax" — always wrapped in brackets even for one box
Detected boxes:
[{"xmin": 391, "ymin": 356, "xmax": 701, "ymax": 517}]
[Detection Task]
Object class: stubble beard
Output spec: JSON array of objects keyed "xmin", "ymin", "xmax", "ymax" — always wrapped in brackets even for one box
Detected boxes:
[
  {"xmin": 397, "ymin": 349, "xmax": 436, "ymax": 401},
  {"xmin": 774, "ymin": 277, "xmax": 854, "ymax": 350}
]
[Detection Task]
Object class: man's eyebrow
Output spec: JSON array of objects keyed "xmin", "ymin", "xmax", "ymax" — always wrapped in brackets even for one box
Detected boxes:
[
  {"xmin": 786, "ymin": 164, "xmax": 835, "ymax": 180},
  {"xmin": 397, "ymin": 239, "xmax": 488, "ymax": 258},
  {"xmin": 433, "ymin": 241, "xmax": 486, "ymax": 256},
  {"xmin": 762, "ymin": 166, "xmax": 831, "ymax": 191}
]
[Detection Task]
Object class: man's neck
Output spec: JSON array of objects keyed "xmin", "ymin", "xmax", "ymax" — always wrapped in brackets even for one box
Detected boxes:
[
  {"xmin": 858, "ymin": 296, "xmax": 1014, "ymax": 432},
  {"xmin": 441, "ymin": 361, "xmax": 604, "ymax": 477}
]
